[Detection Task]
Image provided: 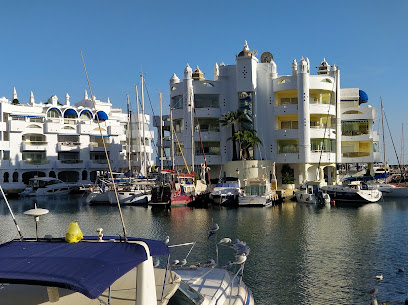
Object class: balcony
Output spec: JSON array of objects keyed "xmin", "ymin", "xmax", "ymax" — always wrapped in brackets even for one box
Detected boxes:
[
  {"xmin": 77, "ymin": 123, "xmax": 92, "ymax": 134},
  {"xmin": 19, "ymin": 159, "xmax": 52, "ymax": 170},
  {"xmin": 22, "ymin": 141, "xmax": 48, "ymax": 151},
  {"xmin": 44, "ymin": 121, "xmax": 60, "ymax": 133},
  {"xmin": 194, "ymin": 131, "xmax": 220, "ymax": 142},
  {"xmin": 275, "ymin": 129, "xmax": 298, "ymax": 139},
  {"xmin": 89, "ymin": 142, "xmax": 111, "ymax": 151},
  {"xmin": 274, "ymin": 104, "xmax": 298, "ymax": 116},
  {"xmin": 87, "ymin": 160, "xmax": 110, "ymax": 169},
  {"xmin": 55, "ymin": 159, "xmax": 84, "ymax": 168},
  {"xmin": 310, "ymin": 127, "xmax": 336, "ymax": 139},
  {"xmin": 309, "ymin": 103, "xmax": 335, "ymax": 115},
  {"xmin": 195, "ymin": 108, "xmax": 221, "ymax": 118},
  {"xmin": 310, "ymin": 152, "xmax": 336, "ymax": 163},
  {"xmin": 57, "ymin": 142, "xmax": 80, "ymax": 152},
  {"xmin": 341, "ymin": 152, "xmax": 375, "ymax": 163},
  {"xmin": 8, "ymin": 120, "xmax": 25, "ymax": 132},
  {"xmin": 276, "ymin": 153, "xmax": 299, "ymax": 163}
]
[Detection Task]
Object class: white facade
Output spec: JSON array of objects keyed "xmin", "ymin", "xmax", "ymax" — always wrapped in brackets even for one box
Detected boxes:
[
  {"xmin": 0, "ymin": 89, "xmax": 153, "ymax": 193},
  {"xmin": 155, "ymin": 41, "xmax": 379, "ymax": 187}
]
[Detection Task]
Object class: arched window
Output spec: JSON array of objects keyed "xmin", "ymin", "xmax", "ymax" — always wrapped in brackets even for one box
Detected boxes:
[
  {"xmin": 202, "ymin": 82, "xmax": 214, "ymax": 87},
  {"xmin": 82, "ymin": 170, "xmax": 87, "ymax": 180},
  {"xmin": 47, "ymin": 108, "xmax": 61, "ymax": 119},
  {"xmin": 26, "ymin": 124, "xmax": 42, "ymax": 129},
  {"xmin": 278, "ymin": 79, "xmax": 288, "ymax": 84},
  {"xmin": 321, "ymin": 78, "xmax": 332, "ymax": 83},
  {"xmin": 3, "ymin": 172, "xmax": 9, "ymax": 183},
  {"xmin": 49, "ymin": 171, "xmax": 56, "ymax": 178},
  {"xmin": 12, "ymin": 172, "xmax": 18, "ymax": 182}
]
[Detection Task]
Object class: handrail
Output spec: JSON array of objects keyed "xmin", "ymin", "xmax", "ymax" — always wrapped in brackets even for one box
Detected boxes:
[{"xmin": 215, "ymin": 264, "xmax": 244, "ymax": 305}]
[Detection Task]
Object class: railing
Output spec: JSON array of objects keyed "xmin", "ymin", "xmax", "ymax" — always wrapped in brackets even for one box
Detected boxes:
[
  {"xmin": 278, "ymin": 145, "xmax": 299, "ymax": 154},
  {"xmin": 60, "ymin": 142, "xmax": 80, "ymax": 146},
  {"xmin": 215, "ymin": 265, "xmax": 245, "ymax": 305},
  {"xmin": 92, "ymin": 160, "xmax": 108, "ymax": 164},
  {"xmin": 60, "ymin": 160, "xmax": 83, "ymax": 164},
  {"xmin": 90, "ymin": 142, "xmax": 111, "ymax": 147},
  {"xmin": 342, "ymin": 152, "xmax": 370, "ymax": 157},
  {"xmin": 24, "ymin": 159, "xmax": 50, "ymax": 164},
  {"xmin": 24, "ymin": 141, "xmax": 48, "ymax": 145},
  {"xmin": 342, "ymin": 130, "xmax": 369, "ymax": 136}
]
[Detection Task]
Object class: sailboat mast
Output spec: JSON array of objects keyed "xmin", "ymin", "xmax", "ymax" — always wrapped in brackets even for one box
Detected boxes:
[
  {"xmin": 170, "ymin": 108, "xmax": 175, "ymax": 170},
  {"xmin": 402, "ymin": 123, "xmax": 404, "ymax": 167},
  {"xmin": 160, "ymin": 92, "xmax": 164, "ymax": 171},
  {"xmin": 381, "ymin": 97, "xmax": 386, "ymax": 167},
  {"xmin": 141, "ymin": 75, "xmax": 147, "ymax": 177},
  {"xmin": 135, "ymin": 85, "xmax": 141, "ymax": 175},
  {"xmin": 126, "ymin": 94, "xmax": 131, "ymax": 172},
  {"xmin": 190, "ymin": 89, "xmax": 194, "ymax": 173}
]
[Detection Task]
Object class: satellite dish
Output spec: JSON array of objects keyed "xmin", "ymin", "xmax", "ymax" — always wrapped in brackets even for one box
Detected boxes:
[{"xmin": 261, "ymin": 52, "xmax": 273, "ymax": 63}]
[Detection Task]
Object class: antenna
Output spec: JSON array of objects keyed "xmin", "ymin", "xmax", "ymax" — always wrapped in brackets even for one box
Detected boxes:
[{"xmin": 24, "ymin": 203, "xmax": 49, "ymax": 240}]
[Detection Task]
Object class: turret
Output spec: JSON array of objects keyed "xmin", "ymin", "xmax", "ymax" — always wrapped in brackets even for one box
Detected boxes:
[
  {"xmin": 12, "ymin": 87, "xmax": 18, "ymax": 103},
  {"xmin": 192, "ymin": 66, "xmax": 205, "ymax": 81},
  {"xmin": 84, "ymin": 90, "xmax": 89, "ymax": 100},
  {"xmin": 170, "ymin": 73, "xmax": 180, "ymax": 85},
  {"xmin": 316, "ymin": 58, "xmax": 330, "ymax": 75}
]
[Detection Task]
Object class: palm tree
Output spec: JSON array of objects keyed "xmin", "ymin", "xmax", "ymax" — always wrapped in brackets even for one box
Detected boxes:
[
  {"xmin": 234, "ymin": 129, "xmax": 262, "ymax": 160},
  {"xmin": 220, "ymin": 110, "xmax": 249, "ymax": 160}
]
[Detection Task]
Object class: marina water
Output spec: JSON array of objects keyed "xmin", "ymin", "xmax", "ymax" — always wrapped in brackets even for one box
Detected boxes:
[{"xmin": 1, "ymin": 195, "xmax": 408, "ymax": 305}]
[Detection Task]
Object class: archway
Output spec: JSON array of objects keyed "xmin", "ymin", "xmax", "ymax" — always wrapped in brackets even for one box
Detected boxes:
[
  {"xmin": 22, "ymin": 171, "xmax": 46, "ymax": 185},
  {"xmin": 58, "ymin": 171, "xmax": 79, "ymax": 183}
]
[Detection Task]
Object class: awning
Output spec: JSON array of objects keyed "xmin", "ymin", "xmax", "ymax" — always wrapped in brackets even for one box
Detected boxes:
[
  {"xmin": 79, "ymin": 109, "xmax": 93, "ymax": 117},
  {"xmin": 10, "ymin": 115, "xmax": 44, "ymax": 118},
  {"xmin": 0, "ymin": 238, "xmax": 168, "ymax": 299},
  {"xmin": 90, "ymin": 134, "xmax": 110, "ymax": 137},
  {"xmin": 94, "ymin": 111, "xmax": 108, "ymax": 121},
  {"xmin": 47, "ymin": 107, "xmax": 62, "ymax": 115},
  {"xmin": 341, "ymin": 119, "xmax": 369, "ymax": 123},
  {"xmin": 58, "ymin": 134, "xmax": 80, "ymax": 137},
  {"xmin": 64, "ymin": 109, "xmax": 78, "ymax": 117}
]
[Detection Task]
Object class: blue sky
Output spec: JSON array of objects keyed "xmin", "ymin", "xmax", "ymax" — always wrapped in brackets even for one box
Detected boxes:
[{"xmin": 1, "ymin": 1, "xmax": 407, "ymax": 164}]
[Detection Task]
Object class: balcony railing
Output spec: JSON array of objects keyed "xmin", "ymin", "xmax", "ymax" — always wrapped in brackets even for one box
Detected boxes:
[
  {"xmin": 24, "ymin": 159, "xmax": 50, "ymax": 165},
  {"xmin": 60, "ymin": 160, "xmax": 83, "ymax": 164},
  {"xmin": 342, "ymin": 130, "xmax": 369, "ymax": 136},
  {"xmin": 342, "ymin": 152, "xmax": 370, "ymax": 158}
]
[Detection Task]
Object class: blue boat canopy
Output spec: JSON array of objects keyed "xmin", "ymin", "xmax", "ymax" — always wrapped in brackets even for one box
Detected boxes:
[
  {"xmin": 94, "ymin": 111, "xmax": 108, "ymax": 121},
  {"xmin": 0, "ymin": 238, "xmax": 169, "ymax": 299}
]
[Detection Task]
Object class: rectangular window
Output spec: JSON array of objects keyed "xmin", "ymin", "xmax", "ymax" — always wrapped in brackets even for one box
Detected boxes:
[
  {"xmin": 194, "ymin": 94, "xmax": 219, "ymax": 108},
  {"xmin": 172, "ymin": 95, "xmax": 183, "ymax": 109},
  {"xmin": 58, "ymin": 135, "xmax": 79, "ymax": 144},
  {"xmin": 195, "ymin": 118, "xmax": 220, "ymax": 132},
  {"xmin": 280, "ymin": 97, "xmax": 298, "ymax": 105},
  {"xmin": 174, "ymin": 119, "xmax": 184, "ymax": 133},
  {"xmin": 90, "ymin": 136, "xmax": 110, "ymax": 147},
  {"xmin": 341, "ymin": 121, "xmax": 369, "ymax": 136},
  {"xmin": 195, "ymin": 141, "xmax": 220, "ymax": 155},
  {"xmin": 280, "ymin": 121, "xmax": 298, "ymax": 129},
  {"xmin": 12, "ymin": 116, "xmax": 25, "ymax": 121},
  {"xmin": 90, "ymin": 152, "xmax": 109, "ymax": 162},
  {"xmin": 277, "ymin": 139, "xmax": 299, "ymax": 154},
  {"xmin": 175, "ymin": 142, "xmax": 184, "ymax": 157},
  {"xmin": 22, "ymin": 151, "xmax": 47, "ymax": 164},
  {"xmin": 311, "ymin": 139, "xmax": 336, "ymax": 153},
  {"xmin": 3, "ymin": 151, "xmax": 9, "ymax": 160},
  {"xmin": 30, "ymin": 118, "xmax": 43, "ymax": 123},
  {"xmin": 3, "ymin": 132, "xmax": 9, "ymax": 141}
]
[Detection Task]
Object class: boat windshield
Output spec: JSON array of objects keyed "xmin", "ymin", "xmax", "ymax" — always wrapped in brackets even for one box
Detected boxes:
[
  {"xmin": 245, "ymin": 185, "xmax": 266, "ymax": 196},
  {"xmin": 215, "ymin": 183, "xmax": 239, "ymax": 188},
  {"xmin": 168, "ymin": 281, "xmax": 204, "ymax": 305}
]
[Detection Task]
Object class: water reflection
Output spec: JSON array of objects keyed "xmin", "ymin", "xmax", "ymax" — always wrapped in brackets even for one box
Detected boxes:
[{"xmin": 1, "ymin": 196, "xmax": 408, "ymax": 304}]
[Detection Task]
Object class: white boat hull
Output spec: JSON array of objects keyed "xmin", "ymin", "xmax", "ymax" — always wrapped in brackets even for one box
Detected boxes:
[
  {"xmin": 108, "ymin": 190, "xmax": 151, "ymax": 205},
  {"xmin": 239, "ymin": 195, "xmax": 272, "ymax": 207}
]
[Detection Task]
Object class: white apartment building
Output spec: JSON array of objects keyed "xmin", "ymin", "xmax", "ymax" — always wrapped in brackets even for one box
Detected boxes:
[
  {"xmin": 154, "ymin": 41, "xmax": 379, "ymax": 186},
  {"xmin": 0, "ymin": 89, "xmax": 154, "ymax": 194}
]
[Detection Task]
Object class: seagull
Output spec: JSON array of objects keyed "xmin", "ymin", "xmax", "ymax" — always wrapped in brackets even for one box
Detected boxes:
[
  {"xmin": 376, "ymin": 274, "xmax": 383, "ymax": 280},
  {"xmin": 232, "ymin": 253, "xmax": 247, "ymax": 265},
  {"xmin": 209, "ymin": 223, "xmax": 219, "ymax": 232},
  {"xmin": 163, "ymin": 236, "xmax": 170, "ymax": 244},
  {"xmin": 180, "ymin": 259, "xmax": 187, "ymax": 266},
  {"xmin": 218, "ymin": 237, "xmax": 232, "ymax": 245},
  {"xmin": 366, "ymin": 287, "xmax": 378, "ymax": 295},
  {"xmin": 172, "ymin": 259, "xmax": 179, "ymax": 266}
]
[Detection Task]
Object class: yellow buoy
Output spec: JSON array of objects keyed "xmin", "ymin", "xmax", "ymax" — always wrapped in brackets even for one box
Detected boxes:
[{"xmin": 65, "ymin": 222, "xmax": 83, "ymax": 243}]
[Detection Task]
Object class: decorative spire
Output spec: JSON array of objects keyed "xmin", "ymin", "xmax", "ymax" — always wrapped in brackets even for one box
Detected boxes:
[
  {"xmin": 65, "ymin": 93, "xmax": 70, "ymax": 106},
  {"xmin": 292, "ymin": 59, "xmax": 298, "ymax": 76},
  {"xmin": 84, "ymin": 90, "xmax": 89, "ymax": 100},
  {"xmin": 184, "ymin": 64, "xmax": 192, "ymax": 79},
  {"xmin": 107, "ymin": 97, "xmax": 111, "ymax": 104},
  {"xmin": 30, "ymin": 91, "xmax": 35, "ymax": 104},
  {"xmin": 13, "ymin": 87, "xmax": 18, "ymax": 100},
  {"xmin": 170, "ymin": 73, "xmax": 180, "ymax": 84}
]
